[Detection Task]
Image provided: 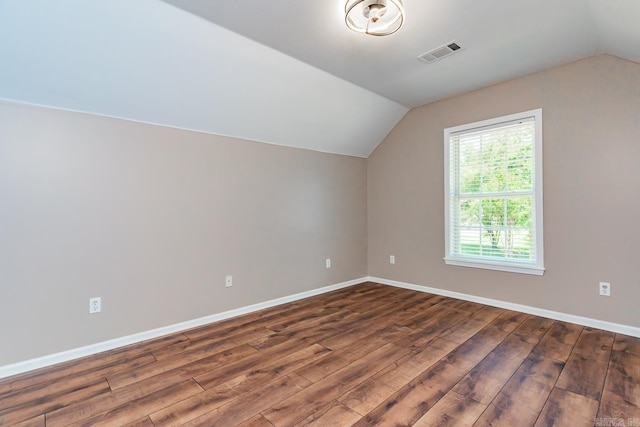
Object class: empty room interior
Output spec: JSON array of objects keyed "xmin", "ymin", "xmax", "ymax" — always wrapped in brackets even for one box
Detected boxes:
[{"xmin": 1, "ymin": 0, "xmax": 639, "ymax": 426}]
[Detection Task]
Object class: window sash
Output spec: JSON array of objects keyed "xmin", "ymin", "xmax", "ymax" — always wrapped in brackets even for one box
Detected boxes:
[{"xmin": 444, "ymin": 109, "xmax": 544, "ymax": 275}]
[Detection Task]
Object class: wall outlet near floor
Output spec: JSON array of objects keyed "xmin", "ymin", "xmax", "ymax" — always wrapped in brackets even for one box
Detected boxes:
[
  {"xmin": 326, "ymin": 258, "xmax": 331, "ymax": 269},
  {"xmin": 89, "ymin": 297, "xmax": 101, "ymax": 314},
  {"xmin": 390, "ymin": 255, "xmax": 396, "ymax": 264},
  {"xmin": 599, "ymin": 282, "xmax": 611, "ymax": 296},
  {"xmin": 225, "ymin": 275, "xmax": 233, "ymax": 288}
]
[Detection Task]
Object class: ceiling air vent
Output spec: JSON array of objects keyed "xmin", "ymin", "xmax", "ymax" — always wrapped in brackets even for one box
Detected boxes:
[{"xmin": 417, "ymin": 41, "xmax": 462, "ymax": 64}]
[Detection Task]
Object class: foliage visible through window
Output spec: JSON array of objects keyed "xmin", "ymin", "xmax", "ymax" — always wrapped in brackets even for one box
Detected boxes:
[{"xmin": 444, "ymin": 110, "xmax": 544, "ymax": 275}]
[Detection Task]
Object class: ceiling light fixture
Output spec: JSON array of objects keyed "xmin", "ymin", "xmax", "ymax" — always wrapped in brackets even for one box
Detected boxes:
[{"xmin": 345, "ymin": 0, "xmax": 405, "ymax": 36}]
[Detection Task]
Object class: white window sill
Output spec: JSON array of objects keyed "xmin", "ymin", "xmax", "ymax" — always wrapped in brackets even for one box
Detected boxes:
[{"xmin": 444, "ymin": 257, "xmax": 545, "ymax": 276}]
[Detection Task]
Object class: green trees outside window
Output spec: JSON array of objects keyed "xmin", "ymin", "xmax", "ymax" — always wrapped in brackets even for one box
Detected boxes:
[{"xmin": 456, "ymin": 125, "xmax": 534, "ymax": 259}]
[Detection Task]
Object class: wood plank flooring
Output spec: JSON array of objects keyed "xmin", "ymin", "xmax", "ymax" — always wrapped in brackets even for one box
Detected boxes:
[{"xmin": 1, "ymin": 282, "xmax": 639, "ymax": 426}]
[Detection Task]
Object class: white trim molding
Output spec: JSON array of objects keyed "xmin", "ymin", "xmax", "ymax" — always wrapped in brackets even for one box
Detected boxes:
[
  {"xmin": 369, "ymin": 276, "xmax": 640, "ymax": 338},
  {"xmin": 0, "ymin": 277, "xmax": 367, "ymax": 379},
  {"xmin": 3, "ymin": 275, "xmax": 638, "ymax": 379},
  {"xmin": 443, "ymin": 257, "xmax": 545, "ymax": 276}
]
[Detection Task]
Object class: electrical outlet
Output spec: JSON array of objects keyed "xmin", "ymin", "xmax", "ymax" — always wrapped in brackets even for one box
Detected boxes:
[
  {"xmin": 225, "ymin": 275, "xmax": 233, "ymax": 288},
  {"xmin": 326, "ymin": 258, "xmax": 331, "ymax": 269},
  {"xmin": 599, "ymin": 282, "xmax": 611, "ymax": 296},
  {"xmin": 390, "ymin": 255, "xmax": 395, "ymax": 264},
  {"xmin": 89, "ymin": 297, "xmax": 101, "ymax": 314}
]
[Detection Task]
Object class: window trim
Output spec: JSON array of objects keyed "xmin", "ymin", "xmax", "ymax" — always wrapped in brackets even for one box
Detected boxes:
[{"xmin": 444, "ymin": 109, "xmax": 545, "ymax": 275}]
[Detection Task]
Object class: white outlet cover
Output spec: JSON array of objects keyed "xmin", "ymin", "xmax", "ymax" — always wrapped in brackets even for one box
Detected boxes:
[
  {"xmin": 89, "ymin": 297, "xmax": 101, "ymax": 314},
  {"xmin": 326, "ymin": 258, "xmax": 331, "ymax": 268},
  {"xmin": 225, "ymin": 275, "xmax": 233, "ymax": 287},
  {"xmin": 599, "ymin": 282, "xmax": 611, "ymax": 296},
  {"xmin": 390, "ymin": 255, "xmax": 395, "ymax": 264}
]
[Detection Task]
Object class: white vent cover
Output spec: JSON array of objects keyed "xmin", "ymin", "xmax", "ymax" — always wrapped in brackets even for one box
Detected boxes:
[{"xmin": 418, "ymin": 41, "xmax": 462, "ymax": 63}]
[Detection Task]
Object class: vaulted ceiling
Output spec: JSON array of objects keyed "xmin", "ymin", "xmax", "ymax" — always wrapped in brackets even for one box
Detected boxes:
[{"xmin": 1, "ymin": 1, "xmax": 638, "ymax": 157}]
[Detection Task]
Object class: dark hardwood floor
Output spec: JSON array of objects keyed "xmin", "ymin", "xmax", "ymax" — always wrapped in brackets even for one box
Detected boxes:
[{"xmin": 1, "ymin": 282, "xmax": 638, "ymax": 426}]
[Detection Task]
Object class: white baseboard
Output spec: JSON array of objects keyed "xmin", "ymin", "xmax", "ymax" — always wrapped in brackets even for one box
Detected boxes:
[
  {"xmin": 0, "ymin": 277, "xmax": 367, "ymax": 379},
  {"xmin": 4, "ymin": 275, "xmax": 637, "ymax": 380},
  {"xmin": 368, "ymin": 276, "xmax": 640, "ymax": 338}
]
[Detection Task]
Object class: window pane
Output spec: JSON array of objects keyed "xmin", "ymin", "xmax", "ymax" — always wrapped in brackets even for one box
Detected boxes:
[
  {"xmin": 506, "ymin": 131, "xmax": 533, "ymax": 191},
  {"xmin": 480, "ymin": 198, "xmax": 504, "ymax": 257},
  {"xmin": 458, "ymin": 199, "xmax": 481, "ymax": 256},
  {"xmin": 506, "ymin": 197, "xmax": 533, "ymax": 259},
  {"xmin": 459, "ymin": 198, "xmax": 480, "ymax": 225},
  {"xmin": 481, "ymin": 136, "xmax": 507, "ymax": 193},
  {"xmin": 459, "ymin": 137, "xmax": 482, "ymax": 193},
  {"xmin": 506, "ymin": 197, "xmax": 533, "ymax": 228}
]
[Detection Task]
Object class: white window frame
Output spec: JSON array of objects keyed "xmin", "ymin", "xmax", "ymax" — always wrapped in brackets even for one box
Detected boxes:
[{"xmin": 444, "ymin": 109, "xmax": 544, "ymax": 275}]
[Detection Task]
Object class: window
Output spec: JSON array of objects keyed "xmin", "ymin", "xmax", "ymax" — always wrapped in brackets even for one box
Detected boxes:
[{"xmin": 444, "ymin": 109, "xmax": 544, "ymax": 275}]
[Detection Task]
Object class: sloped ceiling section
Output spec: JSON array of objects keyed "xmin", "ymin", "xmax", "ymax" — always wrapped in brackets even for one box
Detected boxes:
[
  {"xmin": 164, "ymin": 0, "xmax": 640, "ymax": 109},
  {"xmin": 0, "ymin": 0, "xmax": 408, "ymax": 157}
]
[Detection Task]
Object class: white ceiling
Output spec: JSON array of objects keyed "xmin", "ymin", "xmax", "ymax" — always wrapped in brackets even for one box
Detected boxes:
[
  {"xmin": 1, "ymin": 1, "xmax": 639, "ymax": 158},
  {"xmin": 165, "ymin": 0, "xmax": 640, "ymax": 107}
]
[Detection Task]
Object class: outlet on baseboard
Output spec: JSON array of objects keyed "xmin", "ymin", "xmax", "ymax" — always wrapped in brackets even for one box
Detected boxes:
[
  {"xmin": 89, "ymin": 297, "xmax": 101, "ymax": 314},
  {"xmin": 599, "ymin": 282, "xmax": 611, "ymax": 296}
]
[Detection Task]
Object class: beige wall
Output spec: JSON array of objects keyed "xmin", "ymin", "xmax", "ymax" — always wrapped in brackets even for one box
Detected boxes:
[
  {"xmin": 368, "ymin": 54, "xmax": 640, "ymax": 327},
  {"xmin": 2, "ymin": 53, "xmax": 638, "ymax": 368},
  {"xmin": 0, "ymin": 101, "xmax": 367, "ymax": 365}
]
